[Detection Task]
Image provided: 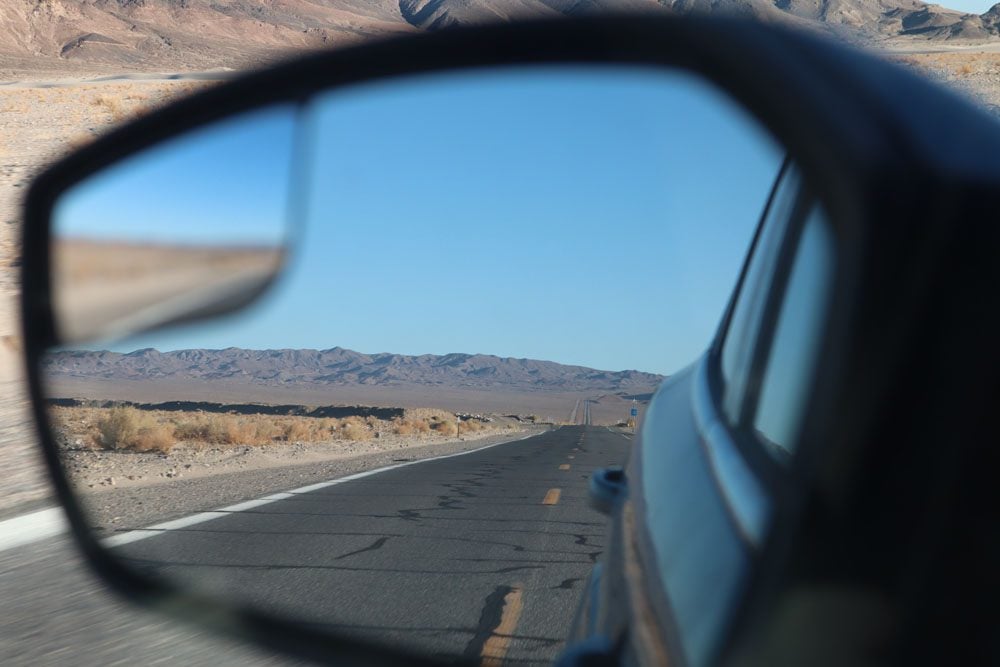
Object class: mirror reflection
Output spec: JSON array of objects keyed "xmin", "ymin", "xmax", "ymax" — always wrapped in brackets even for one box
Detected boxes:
[
  {"xmin": 51, "ymin": 105, "xmax": 298, "ymax": 343},
  {"xmin": 43, "ymin": 66, "xmax": 783, "ymax": 663}
]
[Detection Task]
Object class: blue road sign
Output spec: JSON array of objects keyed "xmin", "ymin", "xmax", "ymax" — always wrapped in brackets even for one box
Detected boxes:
[{"xmin": 630, "ymin": 407, "xmax": 638, "ymax": 417}]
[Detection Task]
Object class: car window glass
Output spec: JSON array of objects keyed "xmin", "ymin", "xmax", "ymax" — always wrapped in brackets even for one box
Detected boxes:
[
  {"xmin": 753, "ymin": 204, "xmax": 835, "ymax": 462},
  {"xmin": 720, "ymin": 164, "xmax": 802, "ymax": 424}
]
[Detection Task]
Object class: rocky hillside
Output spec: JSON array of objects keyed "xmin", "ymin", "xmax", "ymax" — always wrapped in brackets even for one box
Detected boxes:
[
  {"xmin": 2, "ymin": 0, "xmax": 999, "ymax": 73},
  {"xmin": 43, "ymin": 347, "xmax": 665, "ymax": 393}
]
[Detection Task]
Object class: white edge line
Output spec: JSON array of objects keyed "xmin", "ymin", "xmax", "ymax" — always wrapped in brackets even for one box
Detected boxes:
[
  {"xmin": 99, "ymin": 430, "xmax": 542, "ymax": 549},
  {"xmin": 0, "ymin": 431, "xmax": 546, "ymax": 555},
  {"xmin": 0, "ymin": 507, "xmax": 69, "ymax": 553}
]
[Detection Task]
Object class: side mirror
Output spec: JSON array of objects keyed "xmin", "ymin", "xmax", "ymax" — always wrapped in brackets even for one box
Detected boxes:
[
  {"xmin": 16, "ymin": 18, "xmax": 835, "ymax": 665},
  {"xmin": 588, "ymin": 467, "xmax": 627, "ymax": 516},
  {"xmin": 22, "ymin": 14, "xmax": 983, "ymax": 667},
  {"xmin": 48, "ymin": 107, "xmax": 297, "ymax": 344}
]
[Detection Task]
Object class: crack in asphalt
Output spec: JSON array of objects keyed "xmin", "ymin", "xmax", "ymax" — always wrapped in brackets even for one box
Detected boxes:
[
  {"xmin": 334, "ymin": 536, "xmax": 390, "ymax": 561},
  {"xmin": 123, "ymin": 556, "xmax": 546, "ymax": 576},
  {"xmin": 553, "ymin": 577, "xmax": 582, "ymax": 590},
  {"xmin": 100, "ymin": 426, "xmax": 630, "ymax": 664},
  {"xmin": 462, "ymin": 584, "xmax": 515, "ymax": 661}
]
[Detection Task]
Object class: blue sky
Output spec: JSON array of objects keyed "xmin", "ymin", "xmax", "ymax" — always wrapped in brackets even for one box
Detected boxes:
[
  {"xmin": 57, "ymin": 66, "xmax": 783, "ymax": 376},
  {"xmin": 941, "ymin": 0, "xmax": 995, "ymax": 13},
  {"xmin": 55, "ymin": 105, "xmax": 298, "ymax": 247}
]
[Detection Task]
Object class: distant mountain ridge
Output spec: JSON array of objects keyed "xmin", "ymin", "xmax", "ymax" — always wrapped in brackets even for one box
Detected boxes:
[
  {"xmin": 44, "ymin": 347, "xmax": 665, "ymax": 393},
  {"xmin": 3, "ymin": 0, "xmax": 999, "ymax": 73}
]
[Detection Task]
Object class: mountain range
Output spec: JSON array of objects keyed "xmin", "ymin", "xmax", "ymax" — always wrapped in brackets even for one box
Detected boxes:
[
  {"xmin": 3, "ymin": 0, "xmax": 999, "ymax": 72},
  {"xmin": 43, "ymin": 347, "xmax": 665, "ymax": 393}
]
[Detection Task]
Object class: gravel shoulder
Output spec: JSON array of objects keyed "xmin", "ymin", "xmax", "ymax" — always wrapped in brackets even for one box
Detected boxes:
[{"xmin": 73, "ymin": 425, "xmax": 545, "ymax": 534}]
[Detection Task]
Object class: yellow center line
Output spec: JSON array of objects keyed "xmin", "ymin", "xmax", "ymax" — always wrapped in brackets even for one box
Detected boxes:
[
  {"xmin": 559, "ymin": 464, "xmax": 570, "ymax": 471},
  {"xmin": 542, "ymin": 488, "xmax": 562, "ymax": 505},
  {"xmin": 480, "ymin": 585, "xmax": 524, "ymax": 667}
]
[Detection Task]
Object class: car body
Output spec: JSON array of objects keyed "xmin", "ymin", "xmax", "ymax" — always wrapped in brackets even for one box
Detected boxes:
[
  {"xmin": 558, "ymin": 42, "xmax": 1000, "ymax": 660},
  {"xmin": 564, "ymin": 160, "xmax": 828, "ymax": 665}
]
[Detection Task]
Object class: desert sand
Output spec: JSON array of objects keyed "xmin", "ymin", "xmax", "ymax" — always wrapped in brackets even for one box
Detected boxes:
[{"xmin": 0, "ymin": 74, "xmax": 215, "ymax": 514}]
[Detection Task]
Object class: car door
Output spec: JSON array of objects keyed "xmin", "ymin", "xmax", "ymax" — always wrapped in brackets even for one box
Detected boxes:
[
  {"xmin": 656, "ymin": 162, "xmax": 835, "ymax": 665},
  {"xmin": 569, "ymin": 160, "xmax": 838, "ymax": 667}
]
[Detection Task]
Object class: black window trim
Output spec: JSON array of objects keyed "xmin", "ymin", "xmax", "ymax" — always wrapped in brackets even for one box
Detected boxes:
[
  {"xmin": 705, "ymin": 160, "xmax": 817, "ymax": 495},
  {"xmin": 685, "ymin": 157, "xmax": 800, "ymax": 551},
  {"xmin": 739, "ymin": 192, "xmax": 825, "ymax": 452}
]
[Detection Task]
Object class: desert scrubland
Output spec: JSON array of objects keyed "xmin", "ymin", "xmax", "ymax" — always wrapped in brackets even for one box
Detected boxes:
[
  {"xmin": 52, "ymin": 403, "xmax": 522, "ymax": 489},
  {"xmin": 886, "ymin": 46, "xmax": 1000, "ymax": 115},
  {"xmin": 49, "ymin": 402, "xmax": 543, "ymax": 531}
]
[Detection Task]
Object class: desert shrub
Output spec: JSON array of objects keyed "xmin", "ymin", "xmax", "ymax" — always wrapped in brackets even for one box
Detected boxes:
[
  {"xmin": 205, "ymin": 415, "xmax": 251, "ymax": 444},
  {"xmin": 460, "ymin": 420, "xmax": 483, "ymax": 433},
  {"xmin": 392, "ymin": 419, "xmax": 415, "ymax": 436},
  {"xmin": 282, "ymin": 420, "xmax": 315, "ymax": 442},
  {"xmin": 342, "ymin": 423, "xmax": 372, "ymax": 441},
  {"xmin": 96, "ymin": 407, "xmax": 144, "ymax": 450},
  {"xmin": 174, "ymin": 417, "xmax": 211, "ymax": 443},
  {"xmin": 131, "ymin": 425, "xmax": 177, "ymax": 453},
  {"xmin": 178, "ymin": 415, "xmax": 264, "ymax": 444},
  {"xmin": 288, "ymin": 418, "xmax": 339, "ymax": 442},
  {"xmin": 91, "ymin": 94, "xmax": 124, "ymax": 120},
  {"xmin": 392, "ymin": 417, "xmax": 431, "ymax": 436},
  {"xmin": 94, "ymin": 407, "xmax": 177, "ymax": 452},
  {"xmin": 174, "ymin": 415, "xmax": 229, "ymax": 444},
  {"xmin": 203, "ymin": 416, "xmax": 232, "ymax": 443},
  {"xmin": 250, "ymin": 417, "xmax": 282, "ymax": 443},
  {"xmin": 75, "ymin": 407, "xmax": 409, "ymax": 450},
  {"xmin": 431, "ymin": 420, "xmax": 458, "ymax": 437},
  {"xmin": 219, "ymin": 417, "xmax": 262, "ymax": 445},
  {"xmin": 174, "ymin": 414, "xmax": 337, "ymax": 445}
]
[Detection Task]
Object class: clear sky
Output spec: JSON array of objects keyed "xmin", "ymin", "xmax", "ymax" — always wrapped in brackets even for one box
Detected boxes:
[
  {"xmin": 939, "ymin": 0, "xmax": 995, "ymax": 14},
  {"xmin": 55, "ymin": 105, "xmax": 298, "ymax": 247},
  {"xmin": 56, "ymin": 65, "xmax": 784, "ymax": 376}
]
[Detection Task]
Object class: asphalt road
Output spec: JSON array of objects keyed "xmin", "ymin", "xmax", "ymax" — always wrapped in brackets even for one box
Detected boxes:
[
  {"xmin": 0, "ymin": 529, "xmax": 300, "ymax": 666},
  {"xmin": 101, "ymin": 425, "xmax": 631, "ymax": 665}
]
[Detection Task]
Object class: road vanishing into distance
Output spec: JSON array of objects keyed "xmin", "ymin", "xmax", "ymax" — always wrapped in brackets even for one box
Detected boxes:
[{"xmin": 0, "ymin": 426, "xmax": 631, "ymax": 665}]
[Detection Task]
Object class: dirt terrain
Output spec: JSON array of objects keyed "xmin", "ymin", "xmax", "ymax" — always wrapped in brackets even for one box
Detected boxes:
[
  {"xmin": 2, "ymin": 0, "xmax": 1000, "ymax": 70},
  {"xmin": 884, "ymin": 45, "xmax": 1000, "ymax": 115},
  {"xmin": 0, "ymin": 74, "xmax": 219, "ymax": 515}
]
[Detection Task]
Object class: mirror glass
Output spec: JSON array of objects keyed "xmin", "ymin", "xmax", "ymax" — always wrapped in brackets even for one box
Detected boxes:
[
  {"xmin": 42, "ymin": 66, "xmax": 783, "ymax": 663},
  {"xmin": 51, "ymin": 105, "xmax": 299, "ymax": 343}
]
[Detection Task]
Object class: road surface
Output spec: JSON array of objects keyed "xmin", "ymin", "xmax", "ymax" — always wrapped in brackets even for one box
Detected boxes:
[{"xmin": 0, "ymin": 425, "xmax": 631, "ymax": 665}]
